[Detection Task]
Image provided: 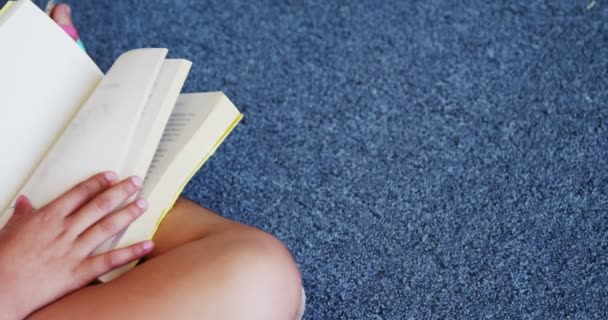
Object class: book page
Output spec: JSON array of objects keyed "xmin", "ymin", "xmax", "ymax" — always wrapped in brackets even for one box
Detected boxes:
[
  {"xmin": 0, "ymin": 48, "xmax": 168, "ymax": 228},
  {"xmin": 101, "ymin": 92, "xmax": 242, "ymax": 281},
  {"xmin": 141, "ymin": 94, "xmax": 219, "ymax": 192},
  {"xmin": 140, "ymin": 93, "xmax": 242, "ymax": 200},
  {"xmin": 0, "ymin": 0, "xmax": 102, "ymax": 215},
  {"xmin": 121, "ymin": 59, "xmax": 191, "ymax": 180},
  {"xmin": 93, "ymin": 59, "xmax": 191, "ymax": 255}
]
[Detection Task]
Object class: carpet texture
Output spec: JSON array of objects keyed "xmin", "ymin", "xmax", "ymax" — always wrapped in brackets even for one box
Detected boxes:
[{"xmin": 19, "ymin": 0, "xmax": 608, "ymax": 318}]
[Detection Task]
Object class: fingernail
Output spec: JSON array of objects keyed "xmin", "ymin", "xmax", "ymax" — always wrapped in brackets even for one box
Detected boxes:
[
  {"xmin": 135, "ymin": 198, "xmax": 148, "ymax": 209},
  {"xmin": 65, "ymin": 4, "xmax": 71, "ymax": 15},
  {"xmin": 142, "ymin": 241, "xmax": 154, "ymax": 251},
  {"xmin": 104, "ymin": 171, "xmax": 118, "ymax": 183},
  {"xmin": 131, "ymin": 176, "xmax": 143, "ymax": 188},
  {"xmin": 15, "ymin": 195, "xmax": 26, "ymax": 206}
]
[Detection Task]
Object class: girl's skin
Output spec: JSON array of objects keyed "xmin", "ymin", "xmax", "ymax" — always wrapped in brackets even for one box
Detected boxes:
[{"xmin": 0, "ymin": 4, "xmax": 304, "ymax": 320}]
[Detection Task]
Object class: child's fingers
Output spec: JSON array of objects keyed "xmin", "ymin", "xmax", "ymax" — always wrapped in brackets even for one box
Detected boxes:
[
  {"xmin": 77, "ymin": 240, "xmax": 154, "ymax": 283},
  {"xmin": 41, "ymin": 171, "xmax": 118, "ymax": 217},
  {"xmin": 66, "ymin": 176, "xmax": 142, "ymax": 236},
  {"xmin": 76, "ymin": 198, "xmax": 148, "ymax": 254},
  {"xmin": 6, "ymin": 195, "xmax": 34, "ymax": 226},
  {"xmin": 13, "ymin": 195, "xmax": 33, "ymax": 215}
]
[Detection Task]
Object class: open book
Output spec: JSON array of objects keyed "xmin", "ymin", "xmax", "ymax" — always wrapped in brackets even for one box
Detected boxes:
[{"xmin": 0, "ymin": 0, "xmax": 242, "ymax": 281}]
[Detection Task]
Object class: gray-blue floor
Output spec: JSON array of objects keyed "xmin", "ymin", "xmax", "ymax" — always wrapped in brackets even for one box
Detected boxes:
[{"xmin": 28, "ymin": 0, "xmax": 608, "ymax": 318}]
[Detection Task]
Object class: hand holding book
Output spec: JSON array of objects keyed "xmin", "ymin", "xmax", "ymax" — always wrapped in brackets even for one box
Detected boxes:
[
  {"xmin": 0, "ymin": 172, "xmax": 153, "ymax": 320},
  {"xmin": 0, "ymin": 2, "xmax": 305, "ymax": 319},
  {"xmin": 0, "ymin": 0, "xmax": 242, "ymax": 281}
]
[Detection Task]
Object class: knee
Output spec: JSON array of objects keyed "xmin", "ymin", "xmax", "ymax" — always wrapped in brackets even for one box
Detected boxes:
[{"xmin": 219, "ymin": 228, "xmax": 303, "ymax": 320}]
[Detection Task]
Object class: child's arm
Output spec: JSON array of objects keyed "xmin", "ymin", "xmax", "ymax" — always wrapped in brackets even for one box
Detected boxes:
[{"xmin": 0, "ymin": 172, "xmax": 153, "ymax": 320}]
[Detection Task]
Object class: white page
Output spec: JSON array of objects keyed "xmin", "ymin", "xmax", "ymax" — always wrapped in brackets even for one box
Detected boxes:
[
  {"xmin": 99, "ymin": 94, "xmax": 212, "ymax": 256},
  {"xmin": 94, "ymin": 59, "xmax": 191, "ymax": 255},
  {"xmin": 102, "ymin": 92, "xmax": 242, "ymax": 281},
  {"xmin": 140, "ymin": 93, "xmax": 239, "ymax": 202},
  {"xmin": 141, "ymin": 94, "xmax": 219, "ymax": 191},
  {"xmin": 121, "ymin": 59, "xmax": 191, "ymax": 179},
  {"xmin": 0, "ymin": 49, "xmax": 168, "ymax": 228},
  {"xmin": 0, "ymin": 0, "xmax": 103, "ymax": 214}
]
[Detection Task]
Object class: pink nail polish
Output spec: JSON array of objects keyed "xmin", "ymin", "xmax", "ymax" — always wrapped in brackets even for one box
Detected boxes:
[
  {"xmin": 142, "ymin": 241, "xmax": 154, "ymax": 251},
  {"xmin": 104, "ymin": 171, "xmax": 118, "ymax": 182},
  {"xmin": 131, "ymin": 176, "xmax": 143, "ymax": 187},
  {"xmin": 135, "ymin": 198, "xmax": 148, "ymax": 209}
]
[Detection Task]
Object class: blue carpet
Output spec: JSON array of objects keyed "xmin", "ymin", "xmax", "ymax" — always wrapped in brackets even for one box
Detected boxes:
[{"xmin": 18, "ymin": 0, "xmax": 608, "ymax": 318}]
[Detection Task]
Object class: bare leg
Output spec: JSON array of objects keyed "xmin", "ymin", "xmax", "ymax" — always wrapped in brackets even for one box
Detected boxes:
[
  {"xmin": 36, "ymin": 7, "xmax": 305, "ymax": 320},
  {"xmin": 28, "ymin": 197, "xmax": 304, "ymax": 319}
]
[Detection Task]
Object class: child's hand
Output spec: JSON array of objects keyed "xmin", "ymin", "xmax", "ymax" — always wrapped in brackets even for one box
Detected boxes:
[{"xmin": 0, "ymin": 172, "xmax": 153, "ymax": 319}]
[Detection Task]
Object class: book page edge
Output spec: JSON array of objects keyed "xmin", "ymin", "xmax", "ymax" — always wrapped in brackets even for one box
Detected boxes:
[
  {"xmin": 99, "ymin": 111, "xmax": 243, "ymax": 283},
  {"xmin": 148, "ymin": 111, "xmax": 243, "ymax": 239},
  {"xmin": 0, "ymin": 1, "xmax": 14, "ymax": 17}
]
